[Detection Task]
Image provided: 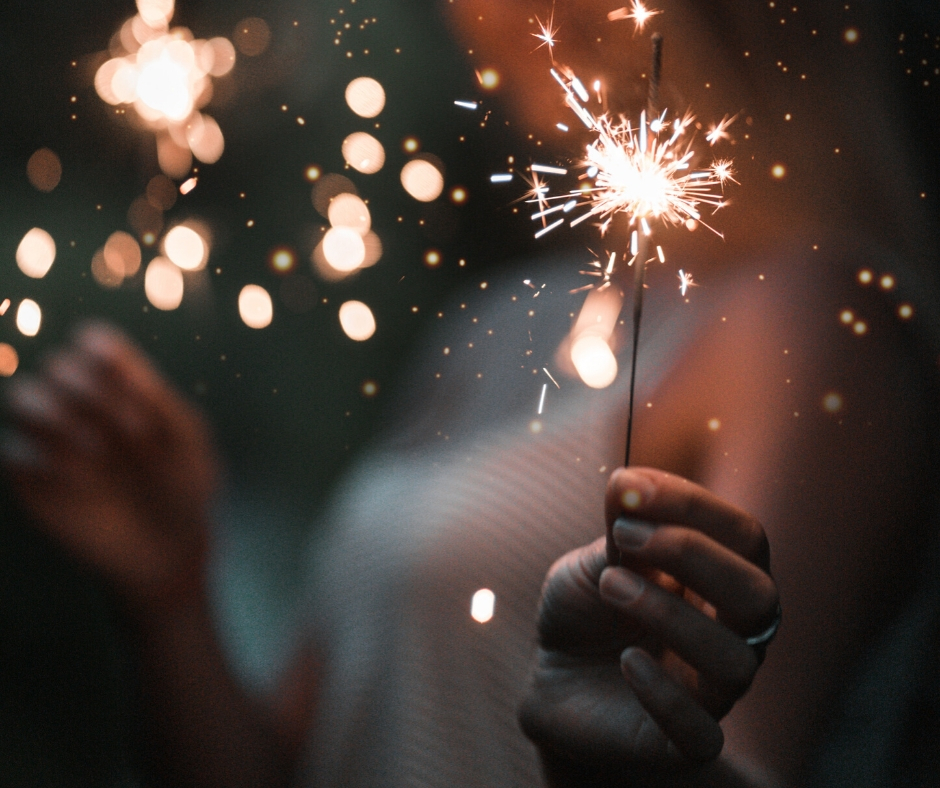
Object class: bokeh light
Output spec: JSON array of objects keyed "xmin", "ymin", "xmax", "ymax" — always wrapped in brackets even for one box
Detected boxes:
[
  {"xmin": 92, "ymin": 248, "xmax": 124, "ymax": 289},
  {"xmin": 0, "ymin": 344, "xmax": 19, "ymax": 377},
  {"xmin": 164, "ymin": 224, "xmax": 208, "ymax": 270},
  {"xmin": 16, "ymin": 300, "xmax": 42, "ymax": 337},
  {"xmin": 238, "ymin": 284, "xmax": 273, "ymax": 329},
  {"xmin": 345, "ymin": 77, "xmax": 386, "ymax": 118},
  {"xmin": 322, "ymin": 227, "xmax": 366, "ymax": 271},
  {"xmin": 146, "ymin": 174, "xmax": 177, "ymax": 210},
  {"xmin": 342, "ymin": 132, "xmax": 385, "ymax": 174},
  {"xmin": 361, "ymin": 231, "xmax": 383, "ymax": 268},
  {"xmin": 26, "ymin": 148, "xmax": 62, "ymax": 192},
  {"xmin": 145, "ymin": 256, "xmax": 184, "ymax": 310},
  {"xmin": 570, "ymin": 334, "xmax": 618, "ymax": 389},
  {"xmin": 312, "ymin": 173, "xmax": 357, "ymax": 216},
  {"xmin": 339, "ymin": 300, "xmax": 376, "ymax": 341},
  {"xmin": 104, "ymin": 231, "xmax": 143, "ymax": 278},
  {"xmin": 478, "ymin": 68, "xmax": 500, "ymax": 89},
  {"xmin": 471, "ymin": 589, "xmax": 496, "ymax": 623},
  {"xmin": 401, "ymin": 159, "xmax": 444, "ymax": 202},
  {"xmin": 327, "ymin": 193, "xmax": 371, "ymax": 235},
  {"xmin": 16, "ymin": 228, "xmax": 56, "ymax": 279},
  {"xmin": 269, "ymin": 247, "xmax": 296, "ymax": 273},
  {"xmin": 233, "ymin": 17, "xmax": 270, "ymax": 57},
  {"xmin": 137, "ymin": 0, "xmax": 174, "ymax": 28},
  {"xmin": 305, "ymin": 165, "xmax": 322, "ymax": 182}
]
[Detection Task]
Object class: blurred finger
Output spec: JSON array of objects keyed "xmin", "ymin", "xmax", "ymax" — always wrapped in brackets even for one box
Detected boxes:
[
  {"xmin": 599, "ymin": 566, "xmax": 759, "ymax": 701},
  {"xmin": 611, "ymin": 518, "xmax": 779, "ymax": 636},
  {"xmin": 6, "ymin": 375, "xmax": 102, "ymax": 455},
  {"xmin": 607, "ymin": 467, "xmax": 769, "ymax": 569},
  {"xmin": 620, "ymin": 646, "xmax": 724, "ymax": 763}
]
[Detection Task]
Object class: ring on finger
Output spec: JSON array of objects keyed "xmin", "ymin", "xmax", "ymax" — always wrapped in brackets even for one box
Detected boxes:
[{"xmin": 745, "ymin": 603, "xmax": 782, "ymax": 648}]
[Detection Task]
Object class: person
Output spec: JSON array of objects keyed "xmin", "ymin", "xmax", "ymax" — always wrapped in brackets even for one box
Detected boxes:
[{"xmin": 1, "ymin": 1, "xmax": 937, "ymax": 787}]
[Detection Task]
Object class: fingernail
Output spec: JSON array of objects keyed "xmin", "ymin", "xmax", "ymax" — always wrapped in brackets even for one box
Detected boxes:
[
  {"xmin": 620, "ymin": 647, "xmax": 654, "ymax": 685},
  {"xmin": 619, "ymin": 471, "xmax": 656, "ymax": 511},
  {"xmin": 600, "ymin": 567, "xmax": 644, "ymax": 603},
  {"xmin": 612, "ymin": 517, "xmax": 655, "ymax": 550}
]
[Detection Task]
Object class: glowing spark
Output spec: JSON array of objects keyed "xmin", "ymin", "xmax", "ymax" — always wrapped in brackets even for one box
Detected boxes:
[
  {"xmin": 608, "ymin": 1, "xmax": 662, "ymax": 33},
  {"xmin": 490, "ymin": 173, "xmax": 514, "ymax": 182},
  {"xmin": 534, "ymin": 217, "xmax": 565, "ymax": 238},
  {"xmin": 543, "ymin": 367, "xmax": 561, "ymax": 388},
  {"xmin": 537, "ymin": 383, "xmax": 548, "ymax": 414},
  {"xmin": 556, "ymin": 123, "xmax": 569, "ymax": 132},
  {"xmin": 454, "ymin": 100, "xmax": 479, "ymax": 110},
  {"xmin": 705, "ymin": 113, "xmax": 737, "ymax": 145},
  {"xmin": 532, "ymin": 14, "xmax": 559, "ymax": 59},
  {"xmin": 678, "ymin": 269, "xmax": 694, "ymax": 296},
  {"xmin": 531, "ymin": 163, "xmax": 568, "ymax": 175}
]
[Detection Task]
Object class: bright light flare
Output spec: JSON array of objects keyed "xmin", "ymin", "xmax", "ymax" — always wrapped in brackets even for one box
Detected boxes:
[
  {"xmin": 401, "ymin": 159, "xmax": 444, "ymax": 202},
  {"xmin": 339, "ymin": 300, "xmax": 376, "ymax": 341},
  {"xmin": 164, "ymin": 225, "xmax": 208, "ymax": 270},
  {"xmin": 16, "ymin": 228, "xmax": 56, "ymax": 279},
  {"xmin": 471, "ymin": 589, "xmax": 496, "ymax": 623},
  {"xmin": 238, "ymin": 284, "xmax": 273, "ymax": 328},
  {"xmin": 16, "ymin": 300, "xmax": 42, "ymax": 337},
  {"xmin": 145, "ymin": 256, "xmax": 184, "ymax": 310},
  {"xmin": 532, "ymin": 14, "xmax": 559, "ymax": 59},
  {"xmin": 608, "ymin": 1, "xmax": 662, "ymax": 33},
  {"xmin": 345, "ymin": 77, "xmax": 386, "ymax": 118}
]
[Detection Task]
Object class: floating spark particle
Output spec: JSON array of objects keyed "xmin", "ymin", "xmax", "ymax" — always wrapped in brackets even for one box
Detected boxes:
[
  {"xmin": 543, "ymin": 367, "xmax": 561, "ymax": 388},
  {"xmin": 179, "ymin": 176, "xmax": 198, "ymax": 194},
  {"xmin": 706, "ymin": 114, "xmax": 737, "ymax": 145},
  {"xmin": 532, "ymin": 13, "xmax": 559, "ymax": 59},
  {"xmin": 556, "ymin": 123, "xmax": 569, "ymax": 132},
  {"xmin": 678, "ymin": 268, "xmax": 694, "ymax": 295},
  {"xmin": 490, "ymin": 173, "xmax": 513, "ymax": 183},
  {"xmin": 454, "ymin": 100, "xmax": 479, "ymax": 110},
  {"xmin": 608, "ymin": 1, "xmax": 662, "ymax": 34},
  {"xmin": 537, "ymin": 383, "xmax": 547, "ymax": 414},
  {"xmin": 531, "ymin": 163, "xmax": 568, "ymax": 175}
]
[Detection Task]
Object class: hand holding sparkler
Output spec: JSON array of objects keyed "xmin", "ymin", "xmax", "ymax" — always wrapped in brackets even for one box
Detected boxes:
[{"xmin": 519, "ymin": 467, "xmax": 779, "ymax": 785}]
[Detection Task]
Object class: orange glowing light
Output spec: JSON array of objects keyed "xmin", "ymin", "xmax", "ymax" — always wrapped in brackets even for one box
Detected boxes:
[
  {"xmin": 571, "ymin": 334, "xmax": 617, "ymax": 388},
  {"xmin": 26, "ymin": 149, "xmax": 62, "ymax": 192},
  {"xmin": 145, "ymin": 256, "xmax": 184, "ymax": 310},
  {"xmin": 339, "ymin": 300, "xmax": 376, "ymax": 340},
  {"xmin": 342, "ymin": 132, "xmax": 385, "ymax": 174},
  {"xmin": 16, "ymin": 228, "xmax": 56, "ymax": 279},
  {"xmin": 0, "ymin": 344, "xmax": 19, "ymax": 377},
  {"xmin": 322, "ymin": 227, "xmax": 366, "ymax": 271},
  {"xmin": 478, "ymin": 68, "xmax": 500, "ymax": 89},
  {"xmin": 328, "ymin": 193, "xmax": 371, "ymax": 235},
  {"xmin": 345, "ymin": 77, "xmax": 386, "ymax": 118},
  {"xmin": 401, "ymin": 159, "xmax": 444, "ymax": 202},
  {"xmin": 238, "ymin": 285, "xmax": 273, "ymax": 328},
  {"xmin": 164, "ymin": 224, "xmax": 208, "ymax": 270}
]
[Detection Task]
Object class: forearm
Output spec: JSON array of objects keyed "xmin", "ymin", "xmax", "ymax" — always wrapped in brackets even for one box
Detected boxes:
[{"xmin": 134, "ymin": 594, "xmax": 298, "ymax": 788}]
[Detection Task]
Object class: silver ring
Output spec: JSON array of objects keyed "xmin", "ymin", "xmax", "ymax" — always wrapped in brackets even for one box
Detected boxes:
[{"xmin": 745, "ymin": 604, "xmax": 782, "ymax": 648}]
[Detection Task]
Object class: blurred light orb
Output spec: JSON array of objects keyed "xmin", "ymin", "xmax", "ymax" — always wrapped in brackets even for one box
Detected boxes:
[
  {"xmin": 0, "ymin": 343, "xmax": 19, "ymax": 377},
  {"xmin": 322, "ymin": 227, "xmax": 366, "ymax": 272},
  {"xmin": 137, "ymin": 0, "xmax": 174, "ymax": 28},
  {"xmin": 269, "ymin": 247, "xmax": 296, "ymax": 273},
  {"xmin": 146, "ymin": 174, "xmax": 177, "ymax": 210},
  {"xmin": 328, "ymin": 193, "xmax": 371, "ymax": 235},
  {"xmin": 26, "ymin": 148, "xmax": 62, "ymax": 192},
  {"xmin": 164, "ymin": 225, "xmax": 207, "ymax": 270},
  {"xmin": 361, "ymin": 231, "xmax": 383, "ymax": 268},
  {"xmin": 238, "ymin": 284, "xmax": 273, "ymax": 329},
  {"xmin": 233, "ymin": 17, "xmax": 271, "ymax": 57},
  {"xmin": 186, "ymin": 113, "xmax": 224, "ymax": 163},
  {"xmin": 342, "ymin": 132, "xmax": 385, "ymax": 174},
  {"xmin": 450, "ymin": 186, "xmax": 467, "ymax": 204},
  {"xmin": 16, "ymin": 228, "xmax": 56, "ymax": 279},
  {"xmin": 145, "ymin": 257, "xmax": 184, "ymax": 310},
  {"xmin": 16, "ymin": 299, "xmax": 42, "ymax": 337},
  {"xmin": 479, "ymin": 68, "xmax": 500, "ymax": 89},
  {"xmin": 345, "ymin": 77, "xmax": 386, "ymax": 118},
  {"xmin": 424, "ymin": 249, "xmax": 441, "ymax": 268},
  {"xmin": 205, "ymin": 37, "xmax": 236, "ymax": 75},
  {"xmin": 571, "ymin": 334, "xmax": 618, "ymax": 389},
  {"xmin": 104, "ymin": 231, "xmax": 143, "ymax": 278},
  {"xmin": 402, "ymin": 137, "xmax": 419, "ymax": 153},
  {"xmin": 339, "ymin": 300, "xmax": 376, "ymax": 341},
  {"xmin": 401, "ymin": 159, "xmax": 444, "ymax": 202},
  {"xmin": 471, "ymin": 589, "xmax": 496, "ymax": 623},
  {"xmin": 92, "ymin": 248, "xmax": 124, "ymax": 289},
  {"xmin": 136, "ymin": 39, "xmax": 196, "ymax": 120},
  {"xmin": 305, "ymin": 165, "xmax": 322, "ymax": 182},
  {"xmin": 312, "ymin": 173, "xmax": 357, "ymax": 216}
]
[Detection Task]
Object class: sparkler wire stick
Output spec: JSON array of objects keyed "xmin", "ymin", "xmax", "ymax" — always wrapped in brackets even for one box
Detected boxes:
[{"xmin": 623, "ymin": 32, "xmax": 663, "ymax": 468}]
